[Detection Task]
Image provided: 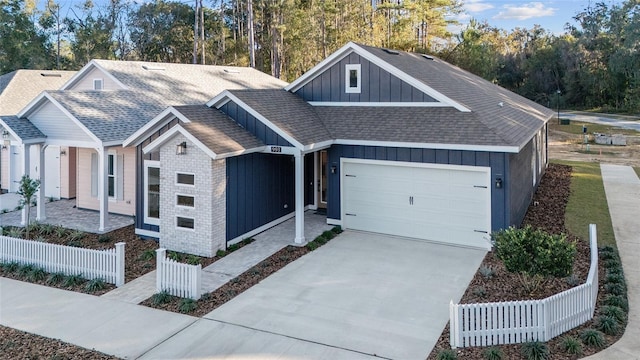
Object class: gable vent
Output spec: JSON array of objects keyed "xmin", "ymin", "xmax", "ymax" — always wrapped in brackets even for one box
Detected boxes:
[
  {"xmin": 142, "ymin": 65, "xmax": 166, "ymax": 71},
  {"xmin": 40, "ymin": 73, "xmax": 62, "ymax": 77},
  {"xmin": 224, "ymin": 69, "xmax": 240, "ymax": 74},
  {"xmin": 422, "ymin": 54, "xmax": 434, "ymax": 61},
  {"xmin": 383, "ymin": 48, "xmax": 399, "ymax": 55}
]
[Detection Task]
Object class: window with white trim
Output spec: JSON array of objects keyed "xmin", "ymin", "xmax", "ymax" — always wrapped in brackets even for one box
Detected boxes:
[
  {"xmin": 345, "ymin": 64, "xmax": 361, "ymax": 94},
  {"xmin": 176, "ymin": 194, "xmax": 194, "ymax": 208},
  {"xmin": 176, "ymin": 172, "xmax": 195, "ymax": 186},
  {"xmin": 93, "ymin": 79, "xmax": 103, "ymax": 90},
  {"xmin": 176, "ymin": 216, "xmax": 194, "ymax": 230},
  {"xmin": 144, "ymin": 161, "xmax": 160, "ymax": 225},
  {"xmin": 107, "ymin": 154, "xmax": 116, "ymax": 198}
]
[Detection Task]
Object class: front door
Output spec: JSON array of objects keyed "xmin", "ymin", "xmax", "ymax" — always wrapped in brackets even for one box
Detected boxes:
[{"xmin": 317, "ymin": 150, "xmax": 328, "ymax": 209}]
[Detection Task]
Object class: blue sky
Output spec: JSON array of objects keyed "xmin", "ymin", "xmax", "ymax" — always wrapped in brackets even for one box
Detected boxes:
[{"xmin": 456, "ymin": 0, "xmax": 625, "ymax": 34}]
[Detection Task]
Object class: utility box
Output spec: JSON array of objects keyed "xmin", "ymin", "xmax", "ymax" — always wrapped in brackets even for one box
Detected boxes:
[{"xmin": 594, "ymin": 133, "xmax": 627, "ymax": 146}]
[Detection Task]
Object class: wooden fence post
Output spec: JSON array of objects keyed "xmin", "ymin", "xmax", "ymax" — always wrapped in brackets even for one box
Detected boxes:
[
  {"xmin": 115, "ymin": 242, "xmax": 125, "ymax": 287},
  {"xmin": 156, "ymin": 248, "xmax": 166, "ymax": 293}
]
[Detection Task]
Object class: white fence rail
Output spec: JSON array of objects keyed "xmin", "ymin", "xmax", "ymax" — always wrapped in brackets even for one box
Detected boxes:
[
  {"xmin": 450, "ymin": 224, "xmax": 599, "ymax": 348},
  {"xmin": 0, "ymin": 236, "xmax": 125, "ymax": 287},
  {"xmin": 156, "ymin": 248, "xmax": 201, "ymax": 300}
]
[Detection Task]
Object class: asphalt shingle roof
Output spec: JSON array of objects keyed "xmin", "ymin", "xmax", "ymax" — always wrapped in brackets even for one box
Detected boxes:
[
  {"xmin": 0, "ymin": 69, "xmax": 75, "ymax": 115},
  {"xmin": 0, "ymin": 115, "xmax": 45, "ymax": 140},
  {"xmin": 172, "ymin": 105, "xmax": 264, "ymax": 155}
]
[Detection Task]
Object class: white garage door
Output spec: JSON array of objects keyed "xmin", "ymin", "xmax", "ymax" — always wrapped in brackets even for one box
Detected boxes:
[{"xmin": 341, "ymin": 159, "xmax": 491, "ymax": 249}]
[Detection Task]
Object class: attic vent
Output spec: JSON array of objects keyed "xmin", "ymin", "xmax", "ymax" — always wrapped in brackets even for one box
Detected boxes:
[
  {"xmin": 40, "ymin": 73, "xmax": 62, "ymax": 77},
  {"xmin": 224, "ymin": 69, "xmax": 240, "ymax": 74},
  {"xmin": 422, "ymin": 54, "xmax": 434, "ymax": 60},
  {"xmin": 142, "ymin": 65, "xmax": 166, "ymax": 71},
  {"xmin": 383, "ymin": 48, "xmax": 399, "ymax": 55}
]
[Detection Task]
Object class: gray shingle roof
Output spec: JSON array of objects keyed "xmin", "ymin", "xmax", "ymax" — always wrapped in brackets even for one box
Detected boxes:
[
  {"xmin": 0, "ymin": 115, "xmax": 45, "ymax": 140},
  {"xmin": 0, "ymin": 70, "xmax": 75, "ymax": 115},
  {"xmin": 228, "ymin": 89, "xmax": 332, "ymax": 146},
  {"xmin": 356, "ymin": 44, "xmax": 554, "ymax": 148},
  {"xmin": 172, "ymin": 105, "xmax": 264, "ymax": 155}
]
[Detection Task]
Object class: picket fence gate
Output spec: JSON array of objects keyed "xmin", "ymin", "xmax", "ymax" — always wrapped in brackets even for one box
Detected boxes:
[
  {"xmin": 450, "ymin": 224, "xmax": 599, "ymax": 348},
  {"xmin": 155, "ymin": 248, "xmax": 201, "ymax": 300},
  {"xmin": 0, "ymin": 235, "xmax": 125, "ymax": 286}
]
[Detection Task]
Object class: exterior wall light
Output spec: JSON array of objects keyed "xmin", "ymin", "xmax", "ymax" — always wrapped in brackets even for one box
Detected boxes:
[
  {"xmin": 176, "ymin": 141, "xmax": 187, "ymax": 155},
  {"xmin": 330, "ymin": 164, "xmax": 337, "ymax": 174},
  {"xmin": 2, "ymin": 130, "xmax": 9, "ymax": 139},
  {"xmin": 60, "ymin": 150, "xmax": 67, "ymax": 156},
  {"xmin": 495, "ymin": 177, "xmax": 503, "ymax": 189}
]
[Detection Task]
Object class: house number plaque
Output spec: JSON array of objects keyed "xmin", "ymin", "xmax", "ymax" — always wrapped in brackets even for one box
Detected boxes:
[{"xmin": 270, "ymin": 146, "xmax": 282, "ymax": 153}]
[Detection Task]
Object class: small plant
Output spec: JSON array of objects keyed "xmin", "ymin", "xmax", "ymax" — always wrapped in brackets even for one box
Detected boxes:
[
  {"xmin": 479, "ymin": 265, "xmax": 495, "ymax": 279},
  {"xmin": 604, "ymin": 294, "xmax": 629, "ymax": 311},
  {"xmin": 62, "ymin": 273, "xmax": 84, "ymax": 287},
  {"xmin": 54, "ymin": 226, "xmax": 67, "ymax": 238},
  {"xmin": 472, "ymin": 286, "xmax": 487, "ymax": 298},
  {"xmin": 167, "ymin": 251, "xmax": 182, "ymax": 261},
  {"xmin": 436, "ymin": 349, "xmax": 457, "ymax": 360},
  {"xmin": 13, "ymin": 205, "xmax": 23, "ymax": 211},
  {"xmin": 138, "ymin": 249, "xmax": 156, "ymax": 261},
  {"xmin": 580, "ymin": 329, "xmax": 606, "ymax": 348},
  {"xmin": 48, "ymin": 196, "xmax": 55, "ymax": 203},
  {"xmin": 483, "ymin": 346, "xmax": 504, "ymax": 360},
  {"xmin": 561, "ymin": 336, "xmax": 582, "ymax": 355},
  {"xmin": 241, "ymin": 238, "xmax": 254, "ymax": 245},
  {"xmin": 179, "ymin": 298, "xmax": 197, "ymax": 313},
  {"xmin": 227, "ymin": 243, "xmax": 240, "ymax": 252},
  {"xmin": 520, "ymin": 341, "xmax": 549, "ymax": 360},
  {"xmin": 66, "ymin": 239, "xmax": 82, "ymax": 248},
  {"xmin": 46, "ymin": 272, "xmax": 65, "ymax": 285},
  {"xmin": 606, "ymin": 266, "xmax": 624, "ymax": 276},
  {"xmin": 26, "ymin": 267, "xmax": 47, "ymax": 282},
  {"xmin": 604, "ymin": 258, "xmax": 621, "ymax": 269},
  {"xmin": 322, "ymin": 230, "xmax": 335, "ymax": 240},
  {"xmin": 595, "ymin": 315, "xmax": 620, "ymax": 335},
  {"xmin": 306, "ymin": 241, "xmax": 318, "ymax": 251},
  {"xmin": 249, "ymin": 267, "xmax": 262, "ymax": 276},
  {"xmin": 17, "ymin": 174, "xmax": 40, "ymax": 239},
  {"xmin": 1, "ymin": 261, "xmax": 20, "ymax": 273},
  {"xmin": 7, "ymin": 228, "xmax": 23, "ymax": 238},
  {"xmin": 152, "ymin": 291, "xmax": 172, "ymax": 305},
  {"xmin": 565, "ymin": 274, "xmax": 580, "ymax": 286},
  {"xmin": 68, "ymin": 229, "xmax": 86, "ymax": 242},
  {"xmin": 604, "ymin": 282, "xmax": 626, "ymax": 296},
  {"xmin": 599, "ymin": 250, "xmax": 618, "ymax": 261},
  {"xmin": 599, "ymin": 245, "xmax": 616, "ymax": 254},
  {"xmin": 314, "ymin": 236, "xmax": 327, "ymax": 245},
  {"xmin": 605, "ymin": 272, "xmax": 626, "ymax": 285},
  {"xmin": 17, "ymin": 264, "xmax": 36, "ymax": 278},
  {"xmin": 600, "ymin": 305, "xmax": 626, "ymax": 323},
  {"xmin": 85, "ymin": 278, "xmax": 107, "ymax": 293},
  {"xmin": 97, "ymin": 234, "xmax": 111, "ymax": 243},
  {"xmin": 216, "ymin": 249, "xmax": 226, "ymax": 257},
  {"xmin": 186, "ymin": 255, "xmax": 201, "ymax": 265},
  {"xmin": 331, "ymin": 226, "xmax": 342, "ymax": 234}
]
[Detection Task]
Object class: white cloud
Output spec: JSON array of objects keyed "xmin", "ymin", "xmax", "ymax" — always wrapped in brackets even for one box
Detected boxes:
[
  {"xmin": 494, "ymin": 2, "xmax": 557, "ymax": 20},
  {"xmin": 464, "ymin": 0, "xmax": 494, "ymax": 13}
]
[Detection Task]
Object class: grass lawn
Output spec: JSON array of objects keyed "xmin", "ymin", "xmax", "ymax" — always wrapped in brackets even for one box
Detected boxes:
[
  {"xmin": 552, "ymin": 160, "xmax": 616, "ymax": 248},
  {"xmin": 635, "ymin": 167, "xmax": 640, "ymax": 179},
  {"xmin": 550, "ymin": 121, "xmax": 638, "ymax": 136}
]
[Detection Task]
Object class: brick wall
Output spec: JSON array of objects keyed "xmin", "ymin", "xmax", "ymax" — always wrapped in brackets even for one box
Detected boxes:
[{"xmin": 159, "ymin": 133, "xmax": 226, "ymax": 257}]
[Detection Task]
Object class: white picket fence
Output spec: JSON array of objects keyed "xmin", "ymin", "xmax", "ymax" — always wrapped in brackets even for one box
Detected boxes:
[
  {"xmin": 155, "ymin": 248, "xmax": 201, "ymax": 300},
  {"xmin": 0, "ymin": 236, "xmax": 125, "ymax": 287},
  {"xmin": 450, "ymin": 224, "xmax": 599, "ymax": 348}
]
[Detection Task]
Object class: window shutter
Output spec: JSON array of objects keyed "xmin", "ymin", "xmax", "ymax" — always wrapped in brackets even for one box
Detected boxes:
[
  {"xmin": 117, "ymin": 154, "xmax": 124, "ymax": 200},
  {"xmin": 91, "ymin": 152, "xmax": 98, "ymax": 197}
]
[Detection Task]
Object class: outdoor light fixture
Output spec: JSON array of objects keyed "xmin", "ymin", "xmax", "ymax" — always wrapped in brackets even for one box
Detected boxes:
[
  {"xmin": 331, "ymin": 164, "xmax": 337, "ymax": 174},
  {"xmin": 2, "ymin": 130, "xmax": 9, "ymax": 139},
  {"xmin": 176, "ymin": 141, "xmax": 187, "ymax": 155},
  {"xmin": 1, "ymin": 145, "xmax": 6, "ymax": 150},
  {"xmin": 60, "ymin": 150, "xmax": 67, "ymax": 156},
  {"xmin": 495, "ymin": 177, "xmax": 503, "ymax": 189}
]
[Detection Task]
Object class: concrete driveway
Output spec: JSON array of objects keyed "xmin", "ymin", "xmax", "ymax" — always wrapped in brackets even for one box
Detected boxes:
[{"xmin": 143, "ymin": 231, "xmax": 486, "ymax": 360}]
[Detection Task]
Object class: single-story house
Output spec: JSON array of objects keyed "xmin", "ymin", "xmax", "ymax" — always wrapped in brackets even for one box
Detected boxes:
[
  {"xmin": 3, "ymin": 60, "xmax": 286, "ymax": 229},
  {"xmin": 124, "ymin": 42, "xmax": 553, "ymax": 257}
]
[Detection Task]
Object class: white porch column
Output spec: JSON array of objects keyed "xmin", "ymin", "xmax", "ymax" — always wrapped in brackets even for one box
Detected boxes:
[
  {"xmin": 36, "ymin": 144, "xmax": 47, "ymax": 221},
  {"xmin": 313, "ymin": 151, "xmax": 319, "ymax": 209},
  {"xmin": 294, "ymin": 151, "xmax": 306, "ymax": 244},
  {"xmin": 98, "ymin": 147, "xmax": 109, "ymax": 232},
  {"xmin": 20, "ymin": 144, "xmax": 30, "ymax": 225}
]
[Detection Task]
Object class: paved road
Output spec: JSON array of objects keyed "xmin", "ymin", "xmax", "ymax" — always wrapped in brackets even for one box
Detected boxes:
[{"xmin": 561, "ymin": 111, "xmax": 640, "ymax": 131}]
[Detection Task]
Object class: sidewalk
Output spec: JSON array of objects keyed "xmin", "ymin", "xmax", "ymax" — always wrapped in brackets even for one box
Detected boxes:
[{"xmin": 584, "ymin": 164, "xmax": 640, "ymax": 359}]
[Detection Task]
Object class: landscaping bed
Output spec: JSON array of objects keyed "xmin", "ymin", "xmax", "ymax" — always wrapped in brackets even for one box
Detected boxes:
[
  {"xmin": 0, "ymin": 325, "xmax": 118, "ymax": 360},
  {"xmin": 427, "ymin": 163, "xmax": 627, "ymax": 359}
]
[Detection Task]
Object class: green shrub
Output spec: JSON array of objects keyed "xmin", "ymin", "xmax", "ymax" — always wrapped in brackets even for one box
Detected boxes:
[
  {"xmin": 152, "ymin": 291, "xmax": 172, "ymax": 305},
  {"xmin": 599, "ymin": 245, "xmax": 616, "ymax": 254},
  {"xmin": 241, "ymin": 237, "xmax": 254, "ymax": 246},
  {"xmin": 604, "ymin": 294, "xmax": 629, "ymax": 312},
  {"xmin": 227, "ymin": 243, "xmax": 240, "ymax": 252},
  {"xmin": 66, "ymin": 239, "xmax": 82, "ymax": 248},
  {"xmin": 494, "ymin": 226, "xmax": 576, "ymax": 278},
  {"xmin": 68, "ymin": 229, "xmax": 86, "ymax": 242},
  {"xmin": 322, "ymin": 230, "xmax": 335, "ymax": 240},
  {"xmin": 26, "ymin": 267, "xmax": 46, "ymax": 282},
  {"xmin": 479, "ymin": 266, "xmax": 495, "ymax": 279},
  {"xmin": 580, "ymin": 329, "xmax": 606, "ymax": 348},
  {"xmin": 605, "ymin": 272, "xmax": 626, "ymax": 285},
  {"xmin": 54, "ymin": 226, "xmax": 67, "ymax": 238},
  {"xmin": 599, "ymin": 250, "xmax": 618, "ymax": 261},
  {"xmin": 138, "ymin": 249, "xmax": 156, "ymax": 261},
  {"xmin": 8, "ymin": 228, "xmax": 23, "ymax": 238},
  {"xmin": 39, "ymin": 223, "xmax": 55, "ymax": 236},
  {"xmin": 331, "ymin": 226, "xmax": 342, "ymax": 234},
  {"xmin": 216, "ymin": 249, "xmax": 226, "ymax": 258},
  {"xmin": 306, "ymin": 241, "xmax": 318, "ymax": 251},
  {"xmin": 167, "ymin": 251, "xmax": 181, "ymax": 261},
  {"xmin": 561, "ymin": 336, "xmax": 582, "ymax": 355},
  {"xmin": 46, "ymin": 272, "xmax": 65, "ymax": 285},
  {"xmin": 605, "ymin": 282, "xmax": 627, "ymax": 296},
  {"xmin": 186, "ymin": 255, "xmax": 201, "ymax": 265},
  {"xmin": 604, "ymin": 258, "xmax": 621, "ymax": 269},
  {"xmin": 435, "ymin": 349, "xmax": 457, "ymax": 360},
  {"xmin": 595, "ymin": 315, "xmax": 620, "ymax": 335},
  {"xmin": 179, "ymin": 298, "xmax": 197, "ymax": 313},
  {"xmin": 62, "ymin": 274, "xmax": 83, "ymax": 287},
  {"xmin": 606, "ymin": 266, "xmax": 624, "ymax": 276},
  {"xmin": 17, "ymin": 264, "xmax": 35, "ymax": 278},
  {"xmin": 520, "ymin": 341, "xmax": 549, "ymax": 360},
  {"xmin": 472, "ymin": 286, "xmax": 487, "ymax": 298},
  {"xmin": 1, "ymin": 261, "xmax": 20, "ymax": 273},
  {"xmin": 97, "ymin": 235, "xmax": 111, "ymax": 243},
  {"xmin": 600, "ymin": 305, "xmax": 626, "ymax": 323},
  {"xmin": 483, "ymin": 346, "xmax": 504, "ymax": 360},
  {"xmin": 565, "ymin": 274, "xmax": 580, "ymax": 286},
  {"xmin": 85, "ymin": 278, "xmax": 106, "ymax": 293}
]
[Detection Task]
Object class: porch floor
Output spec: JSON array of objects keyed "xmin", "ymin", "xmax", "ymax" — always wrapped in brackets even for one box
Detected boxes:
[{"xmin": 0, "ymin": 196, "xmax": 133, "ymax": 234}]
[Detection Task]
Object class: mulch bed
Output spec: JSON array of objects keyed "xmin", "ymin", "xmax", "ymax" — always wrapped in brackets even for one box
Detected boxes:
[
  {"xmin": 427, "ymin": 163, "xmax": 625, "ymax": 359},
  {"xmin": 0, "ymin": 325, "xmax": 118, "ymax": 360}
]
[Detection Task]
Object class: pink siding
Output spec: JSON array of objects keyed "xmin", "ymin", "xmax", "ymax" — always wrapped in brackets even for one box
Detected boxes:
[
  {"xmin": 67, "ymin": 67, "xmax": 122, "ymax": 91},
  {"xmin": 60, "ymin": 146, "xmax": 76, "ymax": 199},
  {"xmin": 1, "ymin": 146, "xmax": 8, "ymax": 191}
]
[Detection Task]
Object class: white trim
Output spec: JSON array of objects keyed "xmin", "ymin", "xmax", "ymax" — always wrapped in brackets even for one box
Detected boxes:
[
  {"xmin": 308, "ymin": 102, "xmax": 451, "ymax": 107},
  {"xmin": 134, "ymin": 228, "xmax": 160, "ymax": 238},
  {"xmin": 107, "ymin": 151, "xmax": 117, "ymax": 200},
  {"xmin": 260, "ymin": 146, "xmax": 299, "ymax": 155},
  {"xmin": 175, "ymin": 193, "xmax": 195, "ymax": 209},
  {"xmin": 345, "ymin": 64, "xmax": 361, "ymax": 94},
  {"xmin": 175, "ymin": 216, "xmax": 196, "ymax": 231},
  {"xmin": 123, "ymin": 106, "xmax": 191, "ymax": 147},
  {"xmin": 302, "ymin": 140, "xmax": 333, "ymax": 152},
  {"xmin": 176, "ymin": 171, "xmax": 196, "ymax": 187},
  {"xmin": 313, "ymin": 151, "xmax": 319, "ymax": 209},
  {"xmin": 334, "ymin": 138, "xmax": 520, "ymax": 153},
  {"xmin": 143, "ymin": 160, "xmax": 161, "ymax": 226},
  {"xmin": 327, "ymin": 218, "xmax": 342, "ymax": 226},
  {"xmin": 93, "ymin": 78, "xmax": 103, "ymax": 90},
  {"xmin": 42, "ymin": 139, "xmax": 98, "ymax": 148},
  {"xmin": 227, "ymin": 212, "xmax": 295, "ymax": 245},
  {"xmin": 207, "ymin": 91, "xmax": 305, "ymax": 149},
  {"xmin": 142, "ymin": 125, "xmax": 218, "ymax": 159},
  {"xmin": 285, "ymin": 42, "xmax": 470, "ymax": 112},
  {"xmin": 60, "ymin": 61, "xmax": 128, "ymax": 91}
]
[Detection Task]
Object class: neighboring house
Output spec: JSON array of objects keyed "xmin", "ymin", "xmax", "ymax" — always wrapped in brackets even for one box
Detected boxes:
[
  {"xmin": 0, "ymin": 70, "xmax": 75, "ymax": 198},
  {"xmin": 3, "ymin": 61, "xmax": 287, "ymax": 229},
  {"xmin": 124, "ymin": 42, "xmax": 553, "ymax": 257}
]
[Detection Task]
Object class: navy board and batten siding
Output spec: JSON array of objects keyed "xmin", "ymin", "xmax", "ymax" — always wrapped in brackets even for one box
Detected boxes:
[
  {"xmin": 326, "ymin": 144, "xmax": 518, "ymax": 233},
  {"xmin": 294, "ymin": 52, "xmax": 437, "ymax": 103},
  {"xmin": 508, "ymin": 138, "xmax": 545, "ymax": 229},
  {"xmin": 219, "ymin": 101, "xmax": 292, "ymax": 146}
]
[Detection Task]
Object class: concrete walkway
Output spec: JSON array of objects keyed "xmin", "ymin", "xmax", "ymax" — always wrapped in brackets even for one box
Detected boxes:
[
  {"xmin": 584, "ymin": 164, "xmax": 640, "ymax": 359},
  {"xmin": 102, "ymin": 211, "xmax": 332, "ymax": 304}
]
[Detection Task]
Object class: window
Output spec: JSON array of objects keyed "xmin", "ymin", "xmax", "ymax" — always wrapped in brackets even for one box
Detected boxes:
[
  {"xmin": 93, "ymin": 79, "xmax": 103, "ymax": 90},
  {"xmin": 144, "ymin": 161, "xmax": 160, "ymax": 225},
  {"xmin": 176, "ymin": 216, "xmax": 194, "ymax": 230},
  {"xmin": 108, "ymin": 154, "xmax": 116, "ymax": 198},
  {"xmin": 176, "ymin": 194, "xmax": 194, "ymax": 207},
  {"xmin": 345, "ymin": 64, "xmax": 361, "ymax": 94},
  {"xmin": 90, "ymin": 151, "xmax": 122, "ymax": 200},
  {"xmin": 176, "ymin": 173, "xmax": 195, "ymax": 186}
]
